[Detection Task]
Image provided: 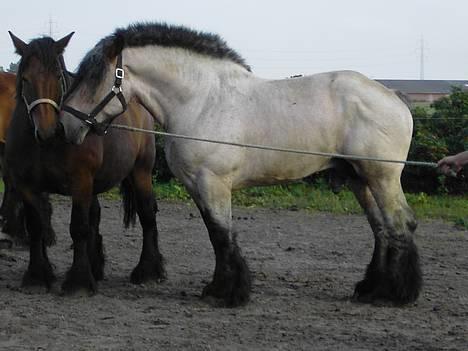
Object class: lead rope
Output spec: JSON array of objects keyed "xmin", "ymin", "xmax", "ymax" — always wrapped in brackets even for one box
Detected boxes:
[{"xmin": 109, "ymin": 124, "xmax": 438, "ymax": 168}]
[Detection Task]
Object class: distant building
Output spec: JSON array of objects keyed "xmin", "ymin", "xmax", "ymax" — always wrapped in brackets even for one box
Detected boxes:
[{"xmin": 377, "ymin": 80, "xmax": 468, "ymax": 105}]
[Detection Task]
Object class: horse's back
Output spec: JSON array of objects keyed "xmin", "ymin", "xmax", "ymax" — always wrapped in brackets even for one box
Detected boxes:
[{"xmin": 276, "ymin": 70, "xmax": 413, "ymax": 160}]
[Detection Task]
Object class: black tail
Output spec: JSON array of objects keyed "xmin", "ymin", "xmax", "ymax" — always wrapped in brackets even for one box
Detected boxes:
[{"xmin": 120, "ymin": 178, "xmax": 137, "ymax": 229}]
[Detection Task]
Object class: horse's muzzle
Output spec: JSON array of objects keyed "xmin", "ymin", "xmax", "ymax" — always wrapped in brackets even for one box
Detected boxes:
[{"xmin": 34, "ymin": 122, "xmax": 64, "ymax": 144}]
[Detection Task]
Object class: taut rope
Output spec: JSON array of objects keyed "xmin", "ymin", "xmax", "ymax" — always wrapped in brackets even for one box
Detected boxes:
[{"xmin": 110, "ymin": 124, "xmax": 437, "ymax": 168}]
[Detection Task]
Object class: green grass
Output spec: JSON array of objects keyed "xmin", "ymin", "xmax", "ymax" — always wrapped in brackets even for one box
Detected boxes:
[
  {"xmin": 3, "ymin": 179, "xmax": 465, "ymax": 228},
  {"xmin": 153, "ymin": 179, "xmax": 468, "ymax": 228}
]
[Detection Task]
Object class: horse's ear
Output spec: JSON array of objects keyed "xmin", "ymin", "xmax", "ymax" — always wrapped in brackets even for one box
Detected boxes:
[
  {"xmin": 8, "ymin": 31, "xmax": 28, "ymax": 56},
  {"xmin": 103, "ymin": 34, "xmax": 124, "ymax": 59},
  {"xmin": 55, "ymin": 32, "xmax": 75, "ymax": 53}
]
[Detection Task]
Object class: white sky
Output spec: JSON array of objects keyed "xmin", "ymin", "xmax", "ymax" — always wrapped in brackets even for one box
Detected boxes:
[{"xmin": 1, "ymin": 0, "xmax": 467, "ymax": 80}]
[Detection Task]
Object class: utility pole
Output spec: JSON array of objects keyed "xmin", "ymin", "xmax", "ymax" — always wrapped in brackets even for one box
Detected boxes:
[
  {"xmin": 419, "ymin": 36, "xmax": 425, "ymax": 80},
  {"xmin": 47, "ymin": 15, "xmax": 57, "ymax": 38}
]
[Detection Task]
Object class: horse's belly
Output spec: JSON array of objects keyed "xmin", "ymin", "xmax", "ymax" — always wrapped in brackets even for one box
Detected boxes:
[{"xmin": 233, "ymin": 153, "xmax": 331, "ymax": 189}]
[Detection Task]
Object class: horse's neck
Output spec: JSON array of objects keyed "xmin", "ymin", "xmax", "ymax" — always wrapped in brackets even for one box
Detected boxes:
[{"xmin": 125, "ymin": 46, "xmax": 252, "ymax": 130}]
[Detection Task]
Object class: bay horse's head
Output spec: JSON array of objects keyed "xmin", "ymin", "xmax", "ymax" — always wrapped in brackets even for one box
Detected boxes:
[
  {"xmin": 9, "ymin": 32, "xmax": 74, "ymax": 142},
  {"xmin": 60, "ymin": 35, "xmax": 129, "ymax": 144}
]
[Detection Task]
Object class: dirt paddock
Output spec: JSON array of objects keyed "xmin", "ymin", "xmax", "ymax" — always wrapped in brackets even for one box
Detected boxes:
[{"xmin": 0, "ymin": 197, "xmax": 466, "ymax": 350}]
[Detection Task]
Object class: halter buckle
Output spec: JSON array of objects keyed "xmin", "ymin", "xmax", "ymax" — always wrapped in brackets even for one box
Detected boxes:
[
  {"xmin": 112, "ymin": 85, "xmax": 123, "ymax": 94},
  {"xmin": 115, "ymin": 68, "xmax": 125, "ymax": 79}
]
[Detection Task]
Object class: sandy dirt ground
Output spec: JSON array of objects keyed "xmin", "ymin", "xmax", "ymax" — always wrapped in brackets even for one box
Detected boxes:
[{"xmin": 0, "ymin": 197, "xmax": 466, "ymax": 350}]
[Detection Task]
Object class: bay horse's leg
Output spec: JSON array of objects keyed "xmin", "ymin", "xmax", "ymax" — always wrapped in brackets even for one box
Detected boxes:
[
  {"xmin": 0, "ymin": 175, "xmax": 21, "ymax": 238},
  {"xmin": 190, "ymin": 171, "xmax": 251, "ymax": 307},
  {"xmin": 42, "ymin": 194, "xmax": 56, "ymax": 247},
  {"xmin": 21, "ymin": 191, "xmax": 55, "ymax": 288},
  {"xmin": 0, "ymin": 174, "xmax": 10, "ymax": 221},
  {"xmin": 87, "ymin": 195, "xmax": 105, "ymax": 281},
  {"xmin": 354, "ymin": 169, "xmax": 421, "ymax": 304},
  {"xmin": 62, "ymin": 177, "xmax": 97, "ymax": 294},
  {"xmin": 129, "ymin": 169, "xmax": 166, "ymax": 284}
]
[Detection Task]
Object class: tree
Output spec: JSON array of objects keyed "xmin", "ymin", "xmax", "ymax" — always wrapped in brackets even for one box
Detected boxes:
[
  {"xmin": 403, "ymin": 87, "xmax": 468, "ymax": 194},
  {"xmin": 6, "ymin": 62, "xmax": 18, "ymax": 73}
]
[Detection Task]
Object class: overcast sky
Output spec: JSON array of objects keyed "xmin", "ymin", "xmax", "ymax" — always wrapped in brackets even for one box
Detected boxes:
[{"xmin": 1, "ymin": 0, "xmax": 467, "ymax": 80}]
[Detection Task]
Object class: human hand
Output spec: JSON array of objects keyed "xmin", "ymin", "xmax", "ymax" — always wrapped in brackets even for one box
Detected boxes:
[{"xmin": 437, "ymin": 155, "xmax": 463, "ymax": 177}]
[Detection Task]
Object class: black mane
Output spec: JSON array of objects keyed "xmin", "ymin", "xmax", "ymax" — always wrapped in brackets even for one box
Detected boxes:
[{"xmin": 75, "ymin": 22, "xmax": 251, "ymax": 90}]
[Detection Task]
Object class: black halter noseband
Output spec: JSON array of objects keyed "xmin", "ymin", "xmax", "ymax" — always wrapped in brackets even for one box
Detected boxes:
[
  {"xmin": 21, "ymin": 55, "xmax": 70, "ymax": 119},
  {"xmin": 62, "ymin": 53, "xmax": 127, "ymax": 136}
]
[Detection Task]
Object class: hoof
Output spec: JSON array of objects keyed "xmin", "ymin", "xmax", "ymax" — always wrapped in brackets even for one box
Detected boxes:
[
  {"xmin": 202, "ymin": 243, "xmax": 252, "ymax": 308},
  {"xmin": 353, "ymin": 242, "xmax": 422, "ymax": 305},
  {"xmin": 130, "ymin": 256, "xmax": 166, "ymax": 284},
  {"xmin": 88, "ymin": 236, "xmax": 105, "ymax": 281},
  {"xmin": 352, "ymin": 278, "xmax": 387, "ymax": 304},
  {"xmin": 91, "ymin": 264, "xmax": 105, "ymax": 282},
  {"xmin": 62, "ymin": 267, "xmax": 97, "ymax": 296},
  {"xmin": 22, "ymin": 263, "xmax": 56, "ymax": 290},
  {"xmin": 201, "ymin": 275, "xmax": 251, "ymax": 308}
]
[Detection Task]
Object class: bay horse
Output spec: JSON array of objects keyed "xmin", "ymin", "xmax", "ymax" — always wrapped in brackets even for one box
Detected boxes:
[
  {"xmin": 61, "ymin": 23, "xmax": 422, "ymax": 307},
  {"xmin": 0, "ymin": 71, "xmax": 32, "ymax": 246},
  {"xmin": 0, "ymin": 72, "xmax": 15, "ymax": 152},
  {"xmin": 0, "ymin": 72, "xmax": 16, "ymax": 220},
  {"xmin": 6, "ymin": 33, "xmax": 165, "ymax": 293}
]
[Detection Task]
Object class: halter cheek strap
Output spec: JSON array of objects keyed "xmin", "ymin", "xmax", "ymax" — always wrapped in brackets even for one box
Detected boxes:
[{"xmin": 62, "ymin": 53, "xmax": 127, "ymax": 136}]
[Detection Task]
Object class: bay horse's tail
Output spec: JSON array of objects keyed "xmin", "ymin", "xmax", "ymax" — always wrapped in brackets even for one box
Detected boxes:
[{"xmin": 120, "ymin": 178, "xmax": 137, "ymax": 228}]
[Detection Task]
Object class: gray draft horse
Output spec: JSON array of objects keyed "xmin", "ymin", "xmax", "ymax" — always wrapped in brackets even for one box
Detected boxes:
[{"xmin": 60, "ymin": 23, "xmax": 421, "ymax": 307}]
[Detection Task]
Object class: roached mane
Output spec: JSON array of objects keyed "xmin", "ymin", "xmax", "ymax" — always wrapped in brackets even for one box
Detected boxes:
[{"xmin": 75, "ymin": 22, "xmax": 251, "ymax": 90}]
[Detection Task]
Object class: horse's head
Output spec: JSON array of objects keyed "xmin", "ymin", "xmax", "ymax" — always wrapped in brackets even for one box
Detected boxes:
[
  {"xmin": 9, "ymin": 32, "xmax": 74, "ymax": 142},
  {"xmin": 61, "ymin": 37, "xmax": 130, "ymax": 144}
]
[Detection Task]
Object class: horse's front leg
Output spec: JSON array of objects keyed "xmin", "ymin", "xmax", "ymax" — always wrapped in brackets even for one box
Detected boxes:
[
  {"xmin": 62, "ymin": 176, "xmax": 97, "ymax": 295},
  {"xmin": 87, "ymin": 195, "xmax": 105, "ymax": 281},
  {"xmin": 21, "ymin": 190, "xmax": 55, "ymax": 289},
  {"xmin": 190, "ymin": 170, "xmax": 251, "ymax": 307}
]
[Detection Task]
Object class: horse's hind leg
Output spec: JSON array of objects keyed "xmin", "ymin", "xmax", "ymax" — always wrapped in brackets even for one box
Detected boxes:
[
  {"xmin": 348, "ymin": 176, "xmax": 387, "ymax": 301},
  {"xmin": 354, "ymin": 168, "xmax": 421, "ymax": 304},
  {"xmin": 87, "ymin": 195, "xmax": 105, "ymax": 281},
  {"xmin": 129, "ymin": 169, "xmax": 165, "ymax": 284},
  {"xmin": 190, "ymin": 170, "xmax": 251, "ymax": 307}
]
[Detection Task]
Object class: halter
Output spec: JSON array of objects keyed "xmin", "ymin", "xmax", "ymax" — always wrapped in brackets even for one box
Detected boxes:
[
  {"xmin": 22, "ymin": 55, "xmax": 69, "ymax": 118},
  {"xmin": 62, "ymin": 53, "xmax": 127, "ymax": 136}
]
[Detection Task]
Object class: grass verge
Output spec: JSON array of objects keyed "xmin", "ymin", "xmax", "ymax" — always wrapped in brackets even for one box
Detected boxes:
[
  {"xmin": 154, "ymin": 180, "xmax": 468, "ymax": 228},
  {"xmin": 3, "ymin": 180, "xmax": 465, "ymax": 228}
]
